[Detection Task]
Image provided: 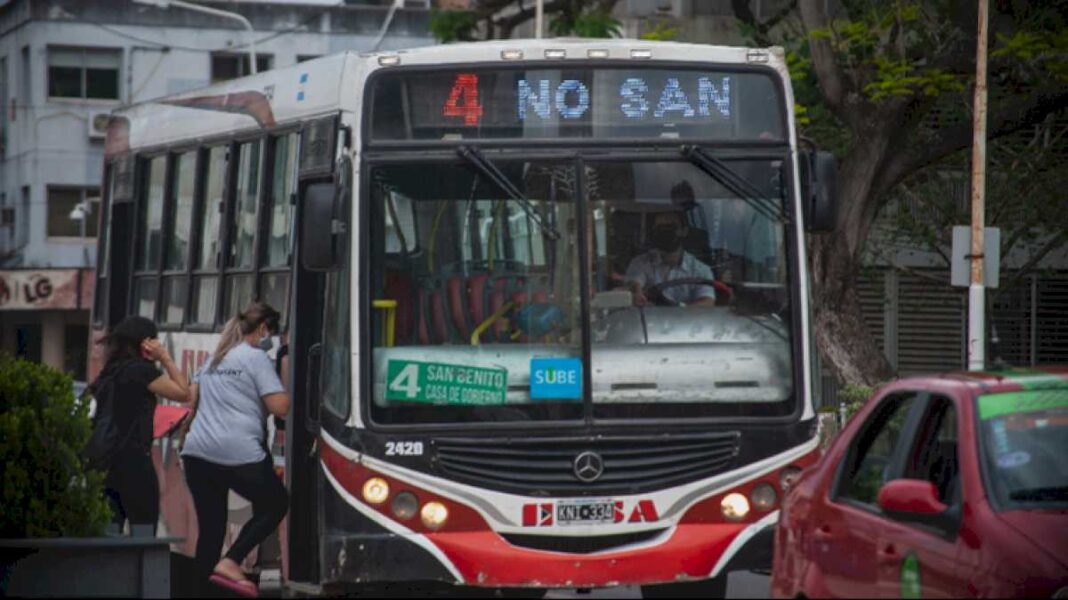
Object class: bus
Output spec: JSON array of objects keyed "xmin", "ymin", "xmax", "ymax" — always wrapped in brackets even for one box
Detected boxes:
[{"xmin": 92, "ymin": 38, "xmax": 838, "ymax": 596}]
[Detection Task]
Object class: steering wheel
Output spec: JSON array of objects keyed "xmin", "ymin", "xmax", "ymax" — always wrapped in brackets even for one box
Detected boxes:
[{"xmin": 645, "ymin": 278, "xmax": 731, "ymax": 307}]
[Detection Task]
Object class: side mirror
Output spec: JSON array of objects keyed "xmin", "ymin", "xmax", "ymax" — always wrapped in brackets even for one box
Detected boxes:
[
  {"xmin": 878, "ymin": 479, "xmax": 947, "ymax": 516},
  {"xmin": 300, "ymin": 182, "xmax": 340, "ymax": 271},
  {"xmin": 800, "ymin": 150, "xmax": 838, "ymax": 233}
]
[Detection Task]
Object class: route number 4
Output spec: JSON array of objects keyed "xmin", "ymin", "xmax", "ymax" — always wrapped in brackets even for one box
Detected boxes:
[
  {"xmin": 442, "ymin": 73, "xmax": 483, "ymax": 126},
  {"xmin": 388, "ymin": 364, "xmax": 422, "ymax": 399}
]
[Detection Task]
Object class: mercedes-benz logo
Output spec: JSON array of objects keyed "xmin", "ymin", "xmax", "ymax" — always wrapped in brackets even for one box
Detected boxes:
[{"xmin": 573, "ymin": 451, "xmax": 604, "ymax": 483}]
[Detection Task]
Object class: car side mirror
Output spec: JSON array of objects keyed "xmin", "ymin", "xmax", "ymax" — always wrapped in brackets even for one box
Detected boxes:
[
  {"xmin": 799, "ymin": 150, "xmax": 838, "ymax": 233},
  {"xmin": 878, "ymin": 479, "xmax": 947, "ymax": 515},
  {"xmin": 300, "ymin": 182, "xmax": 340, "ymax": 271},
  {"xmin": 877, "ymin": 478, "xmax": 960, "ymax": 534}
]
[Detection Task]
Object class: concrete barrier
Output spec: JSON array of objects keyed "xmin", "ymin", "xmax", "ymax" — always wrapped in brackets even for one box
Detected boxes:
[{"xmin": 0, "ymin": 536, "xmax": 180, "ymax": 598}]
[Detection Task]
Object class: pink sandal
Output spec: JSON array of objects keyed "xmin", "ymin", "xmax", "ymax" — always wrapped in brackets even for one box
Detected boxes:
[{"xmin": 209, "ymin": 573, "xmax": 259, "ymax": 598}]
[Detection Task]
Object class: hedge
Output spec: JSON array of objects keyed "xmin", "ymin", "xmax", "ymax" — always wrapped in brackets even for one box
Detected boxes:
[{"xmin": 0, "ymin": 356, "xmax": 111, "ymax": 538}]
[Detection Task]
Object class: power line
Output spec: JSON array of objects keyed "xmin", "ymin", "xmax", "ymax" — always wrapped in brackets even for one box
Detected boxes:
[{"xmin": 83, "ymin": 9, "xmax": 329, "ymax": 55}]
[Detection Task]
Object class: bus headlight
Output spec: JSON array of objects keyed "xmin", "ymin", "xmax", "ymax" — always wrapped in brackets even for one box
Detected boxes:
[
  {"xmin": 391, "ymin": 492, "xmax": 418, "ymax": 520},
  {"xmin": 751, "ymin": 482, "xmax": 777, "ymax": 511},
  {"xmin": 780, "ymin": 466, "xmax": 803, "ymax": 490},
  {"xmin": 421, "ymin": 502, "xmax": 449, "ymax": 530},
  {"xmin": 362, "ymin": 477, "xmax": 390, "ymax": 505},
  {"xmin": 721, "ymin": 493, "xmax": 750, "ymax": 521}
]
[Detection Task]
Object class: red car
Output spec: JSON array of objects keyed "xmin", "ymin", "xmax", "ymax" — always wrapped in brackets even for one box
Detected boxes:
[{"xmin": 772, "ymin": 367, "xmax": 1068, "ymax": 598}]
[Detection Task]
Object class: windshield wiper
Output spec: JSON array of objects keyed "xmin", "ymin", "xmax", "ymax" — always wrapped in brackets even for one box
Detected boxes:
[
  {"xmin": 457, "ymin": 145, "xmax": 560, "ymax": 241},
  {"xmin": 681, "ymin": 145, "xmax": 788, "ymax": 223},
  {"xmin": 1008, "ymin": 486, "xmax": 1068, "ymax": 502}
]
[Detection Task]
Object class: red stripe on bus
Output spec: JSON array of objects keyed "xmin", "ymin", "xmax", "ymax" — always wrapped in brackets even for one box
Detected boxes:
[{"xmin": 426, "ymin": 524, "xmax": 743, "ymax": 587}]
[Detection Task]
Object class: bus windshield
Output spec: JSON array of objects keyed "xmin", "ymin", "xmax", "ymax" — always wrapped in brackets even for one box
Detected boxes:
[{"xmin": 368, "ymin": 158, "xmax": 794, "ymax": 425}]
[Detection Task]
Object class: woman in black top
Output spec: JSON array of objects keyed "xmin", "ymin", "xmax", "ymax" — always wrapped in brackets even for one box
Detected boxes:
[{"xmin": 93, "ymin": 316, "xmax": 189, "ymax": 533}]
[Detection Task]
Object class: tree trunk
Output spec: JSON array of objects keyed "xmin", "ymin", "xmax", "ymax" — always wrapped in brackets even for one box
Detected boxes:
[{"xmin": 809, "ymin": 232, "xmax": 895, "ymax": 387}]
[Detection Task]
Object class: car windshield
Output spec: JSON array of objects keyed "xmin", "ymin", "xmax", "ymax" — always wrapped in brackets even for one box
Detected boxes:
[
  {"xmin": 978, "ymin": 388, "xmax": 1068, "ymax": 507},
  {"xmin": 367, "ymin": 158, "xmax": 794, "ymax": 425}
]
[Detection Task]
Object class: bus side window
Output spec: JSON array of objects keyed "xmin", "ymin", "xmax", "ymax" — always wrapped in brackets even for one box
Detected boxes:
[
  {"xmin": 190, "ymin": 145, "xmax": 228, "ymax": 327},
  {"xmin": 132, "ymin": 155, "xmax": 167, "ymax": 320},
  {"xmin": 224, "ymin": 139, "xmax": 262, "ymax": 319},
  {"xmin": 261, "ymin": 132, "xmax": 299, "ymax": 326}
]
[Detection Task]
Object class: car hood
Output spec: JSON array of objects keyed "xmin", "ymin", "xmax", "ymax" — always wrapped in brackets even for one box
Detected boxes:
[{"xmin": 997, "ymin": 509, "xmax": 1068, "ymax": 568}]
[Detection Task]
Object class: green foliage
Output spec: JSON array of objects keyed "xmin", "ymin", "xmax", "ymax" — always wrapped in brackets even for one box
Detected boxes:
[
  {"xmin": 0, "ymin": 357, "xmax": 111, "ymax": 538},
  {"xmin": 993, "ymin": 29, "xmax": 1068, "ymax": 81},
  {"xmin": 549, "ymin": 9, "xmax": 622, "ymax": 38},
  {"xmin": 884, "ymin": 115, "xmax": 1068, "ymax": 290},
  {"xmin": 839, "ymin": 384, "xmax": 878, "ymax": 423},
  {"xmin": 429, "ymin": 9, "xmax": 480, "ymax": 44},
  {"xmin": 640, "ymin": 21, "xmax": 680, "ymax": 42},
  {"xmin": 807, "ymin": 2, "xmax": 968, "ymax": 104}
]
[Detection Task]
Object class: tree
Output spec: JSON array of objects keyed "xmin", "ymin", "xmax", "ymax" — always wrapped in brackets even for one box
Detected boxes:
[
  {"xmin": 882, "ymin": 116, "xmax": 1068, "ymax": 304},
  {"xmin": 430, "ymin": 0, "xmax": 623, "ymax": 42},
  {"xmin": 733, "ymin": 0, "xmax": 1068, "ymax": 385}
]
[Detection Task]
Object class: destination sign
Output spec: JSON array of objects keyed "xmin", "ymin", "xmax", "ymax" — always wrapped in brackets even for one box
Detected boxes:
[{"xmin": 370, "ymin": 67, "xmax": 784, "ymax": 141}]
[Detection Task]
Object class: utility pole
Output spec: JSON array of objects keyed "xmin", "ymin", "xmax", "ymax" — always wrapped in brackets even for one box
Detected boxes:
[
  {"xmin": 535, "ymin": 0, "xmax": 544, "ymax": 39},
  {"xmin": 968, "ymin": 0, "xmax": 989, "ymax": 371}
]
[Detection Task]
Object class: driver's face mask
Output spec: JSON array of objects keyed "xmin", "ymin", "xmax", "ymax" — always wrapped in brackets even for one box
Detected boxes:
[{"xmin": 651, "ymin": 225, "xmax": 683, "ymax": 253}]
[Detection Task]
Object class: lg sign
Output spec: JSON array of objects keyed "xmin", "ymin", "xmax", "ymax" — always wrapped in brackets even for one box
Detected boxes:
[{"xmin": 0, "ymin": 271, "xmax": 79, "ymax": 310}]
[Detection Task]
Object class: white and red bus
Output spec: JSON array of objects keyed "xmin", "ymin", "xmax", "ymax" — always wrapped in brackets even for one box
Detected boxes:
[{"xmin": 92, "ymin": 38, "xmax": 838, "ymax": 596}]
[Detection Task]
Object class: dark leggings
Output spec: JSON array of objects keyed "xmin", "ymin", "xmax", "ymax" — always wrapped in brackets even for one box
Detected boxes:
[
  {"xmin": 104, "ymin": 450, "xmax": 159, "ymax": 531},
  {"xmin": 183, "ymin": 455, "xmax": 288, "ymax": 580}
]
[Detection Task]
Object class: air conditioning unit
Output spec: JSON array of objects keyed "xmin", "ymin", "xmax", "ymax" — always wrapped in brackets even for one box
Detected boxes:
[
  {"xmin": 626, "ymin": 0, "xmax": 692, "ymax": 18},
  {"xmin": 88, "ymin": 111, "xmax": 111, "ymax": 141}
]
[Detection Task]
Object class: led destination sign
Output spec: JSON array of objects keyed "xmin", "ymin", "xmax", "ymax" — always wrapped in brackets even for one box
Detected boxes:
[{"xmin": 370, "ymin": 67, "xmax": 784, "ymax": 141}]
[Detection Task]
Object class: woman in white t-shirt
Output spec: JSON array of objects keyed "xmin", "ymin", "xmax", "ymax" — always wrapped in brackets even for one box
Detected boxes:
[{"xmin": 182, "ymin": 302, "xmax": 290, "ymax": 598}]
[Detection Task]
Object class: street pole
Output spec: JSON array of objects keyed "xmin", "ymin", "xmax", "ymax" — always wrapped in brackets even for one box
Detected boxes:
[
  {"xmin": 535, "ymin": 0, "xmax": 544, "ymax": 39},
  {"xmin": 132, "ymin": 0, "xmax": 257, "ymax": 74},
  {"xmin": 968, "ymin": 0, "xmax": 989, "ymax": 371}
]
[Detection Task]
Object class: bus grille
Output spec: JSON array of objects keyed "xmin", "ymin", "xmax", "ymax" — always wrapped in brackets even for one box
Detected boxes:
[
  {"xmin": 432, "ymin": 432, "xmax": 740, "ymax": 494},
  {"xmin": 501, "ymin": 529, "xmax": 667, "ymax": 554}
]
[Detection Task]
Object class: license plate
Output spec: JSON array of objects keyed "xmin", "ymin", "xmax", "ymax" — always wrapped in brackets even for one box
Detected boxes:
[{"xmin": 556, "ymin": 499, "xmax": 616, "ymax": 525}]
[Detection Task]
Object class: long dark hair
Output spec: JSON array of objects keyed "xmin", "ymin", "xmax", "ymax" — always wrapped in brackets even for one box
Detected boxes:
[
  {"xmin": 211, "ymin": 301, "xmax": 280, "ymax": 369},
  {"xmin": 95, "ymin": 316, "xmax": 157, "ymax": 380}
]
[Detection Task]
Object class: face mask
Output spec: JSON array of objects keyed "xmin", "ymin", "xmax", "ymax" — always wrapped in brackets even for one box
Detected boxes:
[
  {"xmin": 651, "ymin": 225, "xmax": 682, "ymax": 253},
  {"xmin": 258, "ymin": 334, "xmax": 274, "ymax": 352}
]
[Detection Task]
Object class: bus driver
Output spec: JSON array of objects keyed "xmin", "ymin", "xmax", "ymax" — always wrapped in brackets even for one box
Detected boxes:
[{"xmin": 625, "ymin": 184, "xmax": 717, "ymax": 307}]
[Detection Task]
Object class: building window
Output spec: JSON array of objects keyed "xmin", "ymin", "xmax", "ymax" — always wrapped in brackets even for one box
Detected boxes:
[
  {"xmin": 48, "ymin": 47, "xmax": 120, "ymax": 100},
  {"xmin": 210, "ymin": 53, "xmax": 272, "ymax": 83},
  {"xmin": 47, "ymin": 187, "xmax": 100, "ymax": 238},
  {"xmin": 296, "ymin": 54, "xmax": 321, "ymax": 63},
  {"xmin": 18, "ymin": 186, "xmax": 29, "ymax": 248}
]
